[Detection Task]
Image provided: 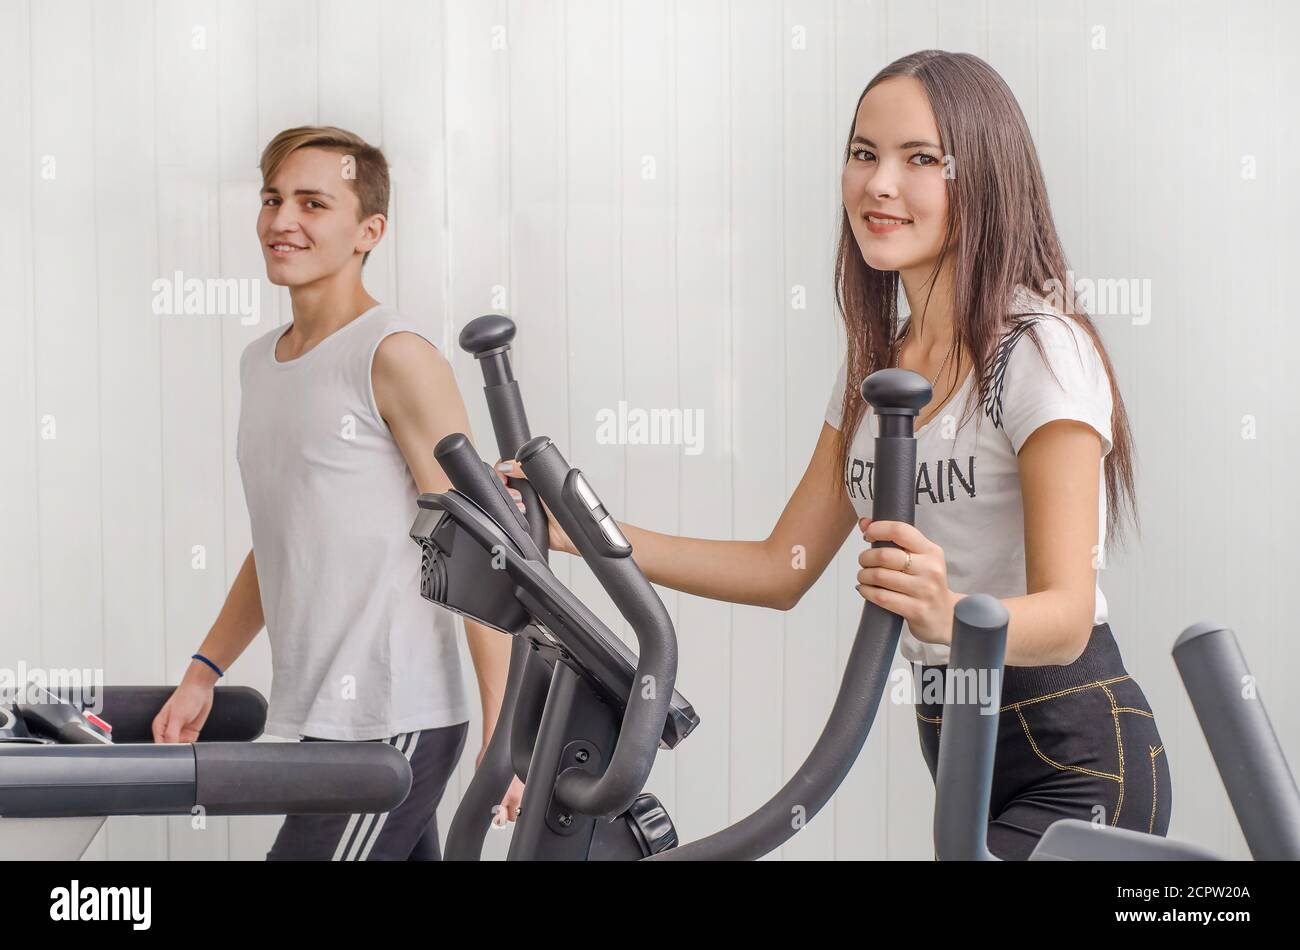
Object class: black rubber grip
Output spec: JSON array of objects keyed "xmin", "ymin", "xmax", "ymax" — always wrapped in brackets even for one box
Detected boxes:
[
  {"xmin": 88, "ymin": 685, "xmax": 267, "ymax": 743},
  {"xmin": 485, "ymin": 382, "xmax": 533, "ymax": 462},
  {"xmin": 933, "ymin": 595, "xmax": 1009, "ymax": 860},
  {"xmin": 434, "ymin": 433, "xmax": 532, "ymax": 544},
  {"xmin": 193, "ymin": 742, "xmax": 412, "ymax": 816}
]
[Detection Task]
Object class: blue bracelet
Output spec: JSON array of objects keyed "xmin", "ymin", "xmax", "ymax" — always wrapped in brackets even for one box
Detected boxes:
[{"xmin": 192, "ymin": 654, "xmax": 224, "ymax": 678}]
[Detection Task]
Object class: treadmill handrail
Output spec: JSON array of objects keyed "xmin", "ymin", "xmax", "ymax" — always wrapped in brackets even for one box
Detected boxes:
[
  {"xmin": 70, "ymin": 685, "xmax": 268, "ymax": 743},
  {"xmin": 0, "ymin": 741, "xmax": 411, "ymax": 818}
]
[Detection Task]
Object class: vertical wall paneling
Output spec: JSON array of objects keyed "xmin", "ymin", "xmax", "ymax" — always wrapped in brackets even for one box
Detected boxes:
[
  {"xmin": 155, "ymin": 0, "xmax": 232, "ymax": 859},
  {"xmin": 619, "ymin": 0, "xmax": 681, "ymax": 821},
  {"xmin": 6, "ymin": 0, "xmax": 1295, "ymax": 861},
  {"xmin": 1221, "ymin": 0, "xmax": 1274, "ymax": 860},
  {"xmin": 1128, "ymin": 0, "xmax": 1182, "ymax": 850},
  {"xmin": 1270, "ymin": 0, "xmax": 1300, "ymax": 855},
  {"xmin": 1174, "ymin": 0, "xmax": 1234, "ymax": 858},
  {"xmin": 0, "ymin": 0, "xmax": 40, "ymax": 708},
  {"xmin": 670, "ymin": 0, "xmax": 734, "ymax": 845},
  {"xmin": 780, "ymin": 0, "xmax": 839, "ymax": 861},
  {"xmin": 93, "ymin": 0, "xmax": 168, "ymax": 861}
]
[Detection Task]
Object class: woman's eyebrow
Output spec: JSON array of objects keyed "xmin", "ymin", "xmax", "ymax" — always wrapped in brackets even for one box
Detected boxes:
[{"xmin": 851, "ymin": 135, "xmax": 941, "ymax": 149}]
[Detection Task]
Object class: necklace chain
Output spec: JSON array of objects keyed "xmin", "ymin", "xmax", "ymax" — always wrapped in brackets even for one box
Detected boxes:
[{"xmin": 893, "ymin": 321, "xmax": 958, "ymax": 392}]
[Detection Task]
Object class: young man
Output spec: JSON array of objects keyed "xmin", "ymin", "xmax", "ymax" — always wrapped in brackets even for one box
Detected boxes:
[{"xmin": 153, "ymin": 126, "xmax": 521, "ymax": 860}]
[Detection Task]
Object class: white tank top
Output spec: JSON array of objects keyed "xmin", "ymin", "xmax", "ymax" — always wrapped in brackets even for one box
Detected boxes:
[{"xmin": 236, "ymin": 304, "xmax": 470, "ymax": 740}]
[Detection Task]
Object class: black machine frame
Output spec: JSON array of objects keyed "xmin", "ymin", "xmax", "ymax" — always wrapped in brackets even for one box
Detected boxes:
[{"xmin": 415, "ymin": 314, "xmax": 954, "ymax": 860}]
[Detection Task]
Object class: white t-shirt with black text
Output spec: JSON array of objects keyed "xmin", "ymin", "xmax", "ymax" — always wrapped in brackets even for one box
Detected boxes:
[{"xmin": 825, "ymin": 287, "xmax": 1114, "ymax": 666}]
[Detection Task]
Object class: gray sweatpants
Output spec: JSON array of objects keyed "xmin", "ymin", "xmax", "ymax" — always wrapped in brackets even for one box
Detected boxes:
[{"xmin": 266, "ymin": 721, "xmax": 469, "ymax": 861}]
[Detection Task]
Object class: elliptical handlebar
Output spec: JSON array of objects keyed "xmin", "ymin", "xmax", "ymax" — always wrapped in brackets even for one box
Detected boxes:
[
  {"xmin": 650, "ymin": 368, "xmax": 932, "ymax": 860},
  {"xmin": 932, "ymin": 594, "xmax": 1009, "ymax": 860},
  {"xmin": 514, "ymin": 435, "xmax": 677, "ymax": 820},
  {"xmin": 1173, "ymin": 622, "xmax": 1300, "ymax": 860},
  {"xmin": 459, "ymin": 314, "xmax": 550, "ymax": 556},
  {"xmin": 443, "ymin": 314, "xmax": 552, "ymax": 860},
  {"xmin": 443, "ymin": 320, "xmax": 968, "ymax": 857}
]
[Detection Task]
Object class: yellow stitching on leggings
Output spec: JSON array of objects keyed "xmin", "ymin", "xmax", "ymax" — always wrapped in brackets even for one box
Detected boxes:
[
  {"xmin": 1014, "ymin": 705, "xmax": 1122, "ymax": 782},
  {"xmin": 1148, "ymin": 745, "xmax": 1164, "ymax": 834},
  {"xmin": 1012, "ymin": 675, "xmax": 1132, "ymax": 711},
  {"xmin": 1102, "ymin": 684, "xmax": 1125, "ymax": 825},
  {"xmin": 1114, "ymin": 706, "xmax": 1154, "ymax": 718},
  {"xmin": 916, "ymin": 674, "xmax": 1134, "ymax": 723}
]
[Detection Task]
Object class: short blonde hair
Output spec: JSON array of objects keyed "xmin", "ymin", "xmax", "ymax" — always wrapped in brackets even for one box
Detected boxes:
[{"xmin": 259, "ymin": 126, "xmax": 389, "ymax": 264}]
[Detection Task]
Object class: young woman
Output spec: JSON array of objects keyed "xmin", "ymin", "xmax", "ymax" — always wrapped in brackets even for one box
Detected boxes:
[{"xmin": 497, "ymin": 50, "xmax": 1170, "ymax": 859}]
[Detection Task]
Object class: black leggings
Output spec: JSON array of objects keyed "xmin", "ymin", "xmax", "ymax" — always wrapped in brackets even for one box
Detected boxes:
[{"xmin": 916, "ymin": 622, "xmax": 1171, "ymax": 860}]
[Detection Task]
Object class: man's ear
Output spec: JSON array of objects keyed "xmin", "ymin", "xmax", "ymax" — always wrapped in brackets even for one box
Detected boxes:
[{"xmin": 357, "ymin": 213, "xmax": 386, "ymax": 255}]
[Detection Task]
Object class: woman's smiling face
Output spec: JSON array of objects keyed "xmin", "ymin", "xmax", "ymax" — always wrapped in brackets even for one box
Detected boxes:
[{"xmin": 841, "ymin": 76, "xmax": 950, "ymax": 276}]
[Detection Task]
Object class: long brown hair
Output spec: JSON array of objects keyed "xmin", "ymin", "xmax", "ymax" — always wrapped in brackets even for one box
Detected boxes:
[{"xmin": 832, "ymin": 50, "xmax": 1138, "ymax": 552}]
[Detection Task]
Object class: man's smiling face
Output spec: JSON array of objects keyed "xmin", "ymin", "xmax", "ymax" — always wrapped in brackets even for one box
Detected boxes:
[{"xmin": 258, "ymin": 147, "xmax": 377, "ymax": 287}]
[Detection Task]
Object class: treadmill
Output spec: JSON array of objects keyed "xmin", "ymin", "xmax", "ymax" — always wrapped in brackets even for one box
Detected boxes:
[{"xmin": 0, "ymin": 683, "xmax": 413, "ymax": 860}]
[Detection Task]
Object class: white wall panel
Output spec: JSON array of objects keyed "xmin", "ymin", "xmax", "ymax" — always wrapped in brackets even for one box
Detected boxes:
[{"xmin": 3, "ymin": 0, "xmax": 1295, "ymax": 861}]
